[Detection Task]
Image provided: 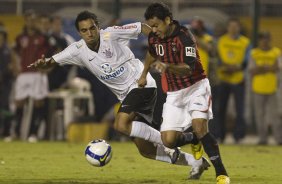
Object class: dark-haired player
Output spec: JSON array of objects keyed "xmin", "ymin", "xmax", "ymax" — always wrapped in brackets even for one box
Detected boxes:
[{"xmin": 138, "ymin": 3, "xmax": 229, "ymax": 183}]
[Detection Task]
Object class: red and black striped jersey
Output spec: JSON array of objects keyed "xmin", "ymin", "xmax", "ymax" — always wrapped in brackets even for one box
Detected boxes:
[{"xmin": 148, "ymin": 20, "xmax": 206, "ymax": 92}]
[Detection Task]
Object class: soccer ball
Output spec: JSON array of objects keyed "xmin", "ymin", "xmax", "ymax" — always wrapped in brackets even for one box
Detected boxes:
[{"xmin": 84, "ymin": 139, "xmax": 112, "ymax": 167}]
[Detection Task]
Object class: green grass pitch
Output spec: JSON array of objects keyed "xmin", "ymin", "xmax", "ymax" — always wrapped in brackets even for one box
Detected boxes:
[{"xmin": 0, "ymin": 141, "xmax": 282, "ymax": 184}]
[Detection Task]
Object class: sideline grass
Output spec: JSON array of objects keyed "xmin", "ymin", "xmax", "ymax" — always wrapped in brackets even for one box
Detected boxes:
[{"xmin": 0, "ymin": 141, "xmax": 282, "ymax": 184}]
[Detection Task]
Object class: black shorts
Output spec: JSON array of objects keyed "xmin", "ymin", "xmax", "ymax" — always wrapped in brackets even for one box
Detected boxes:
[{"xmin": 118, "ymin": 88, "xmax": 157, "ymax": 124}]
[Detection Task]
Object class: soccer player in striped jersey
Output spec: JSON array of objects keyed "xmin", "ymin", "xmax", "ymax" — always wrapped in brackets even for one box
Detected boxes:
[
  {"xmin": 138, "ymin": 3, "xmax": 229, "ymax": 184},
  {"xmin": 28, "ymin": 10, "xmax": 210, "ymax": 179}
]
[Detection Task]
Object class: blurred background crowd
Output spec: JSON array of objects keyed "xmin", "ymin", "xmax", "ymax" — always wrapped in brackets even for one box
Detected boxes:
[{"xmin": 0, "ymin": 0, "xmax": 282, "ymax": 145}]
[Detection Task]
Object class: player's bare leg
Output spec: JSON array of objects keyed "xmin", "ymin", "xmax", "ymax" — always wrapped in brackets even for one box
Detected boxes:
[
  {"xmin": 161, "ymin": 130, "xmax": 204, "ymax": 160},
  {"xmin": 160, "ymin": 131, "xmax": 198, "ymax": 148},
  {"xmin": 192, "ymin": 118, "xmax": 229, "ymax": 183}
]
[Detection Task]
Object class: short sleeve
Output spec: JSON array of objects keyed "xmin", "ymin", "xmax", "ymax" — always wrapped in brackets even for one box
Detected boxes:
[{"xmin": 52, "ymin": 41, "xmax": 83, "ymax": 66}]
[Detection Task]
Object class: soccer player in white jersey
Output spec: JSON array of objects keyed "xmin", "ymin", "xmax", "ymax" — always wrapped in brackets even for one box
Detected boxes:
[{"xmin": 28, "ymin": 11, "xmax": 210, "ymax": 179}]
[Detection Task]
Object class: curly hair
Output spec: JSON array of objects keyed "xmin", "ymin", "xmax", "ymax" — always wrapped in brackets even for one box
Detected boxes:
[
  {"xmin": 75, "ymin": 11, "xmax": 99, "ymax": 30},
  {"xmin": 144, "ymin": 2, "xmax": 173, "ymax": 21}
]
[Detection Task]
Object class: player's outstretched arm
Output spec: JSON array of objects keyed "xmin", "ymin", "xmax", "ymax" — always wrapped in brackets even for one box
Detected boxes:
[
  {"xmin": 138, "ymin": 51, "xmax": 156, "ymax": 88},
  {"xmin": 27, "ymin": 55, "xmax": 58, "ymax": 70},
  {"xmin": 141, "ymin": 23, "xmax": 152, "ymax": 36}
]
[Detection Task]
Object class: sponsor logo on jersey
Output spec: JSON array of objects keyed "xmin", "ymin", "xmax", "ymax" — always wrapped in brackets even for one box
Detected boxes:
[
  {"xmin": 101, "ymin": 63, "xmax": 113, "ymax": 73},
  {"xmin": 185, "ymin": 47, "xmax": 196, "ymax": 57},
  {"xmin": 100, "ymin": 66, "xmax": 126, "ymax": 80},
  {"xmin": 113, "ymin": 25, "xmax": 137, "ymax": 29}
]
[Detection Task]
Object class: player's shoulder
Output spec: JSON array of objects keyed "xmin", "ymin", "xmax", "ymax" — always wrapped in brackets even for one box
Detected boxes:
[
  {"xmin": 66, "ymin": 39, "xmax": 85, "ymax": 56},
  {"xmin": 178, "ymin": 25, "xmax": 196, "ymax": 44},
  {"xmin": 68, "ymin": 39, "xmax": 83, "ymax": 49},
  {"xmin": 177, "ymin": 23, "xmax": 194, "ymax": 38},
  {"xmin": 100, "ymin": 29, "xmax": 113, "ymax": 41}
]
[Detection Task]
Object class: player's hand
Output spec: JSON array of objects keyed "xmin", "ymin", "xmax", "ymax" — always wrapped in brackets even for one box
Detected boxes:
[
  {"xmin": 151, "ymin": 61, "xmax": 167, "ymax": 73},
  {"xmin": 27, "ymin": 55, "xmax": 47, "ymax": 69},
  {"xmin": 138, "ymin": 76, "xmax": 147, "ymax": 88}
]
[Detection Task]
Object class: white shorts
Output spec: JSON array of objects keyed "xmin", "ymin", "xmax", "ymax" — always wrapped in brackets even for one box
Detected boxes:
[
  {"xmin": 15, "ymin": 72, "xmax": 49, "ymax": 100},
  {"xmin": 160, "ymin": 78, "xmax": 213, "ymax": 132}
]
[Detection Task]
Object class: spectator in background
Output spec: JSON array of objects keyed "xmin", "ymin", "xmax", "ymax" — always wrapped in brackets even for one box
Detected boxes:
[
  {"xmin": 47, "ymin": 15, "xmax": 73, "ymax": 91},
  {"xmin": 215, "ymin": 18, "xmax": 251, "ymax": 143},
  {"xmin": 12, "ymin": 10, "xmax": 50, "ymax": 142},
  {"xmin": 50, "ymin": 16, "xmax": 76, "ymax": 45},
  {"xmin": 248, "ymin": 31, "xmax": 282, "ymax": 145},
  {"xmin": 37, "ymin": 14, "xmax": 51, "ymax": 36},
  {"xmin": 0, "ymin": 26, "xmax": 19, "ymax": 141},
  {"xmin": 36, "ymin": 14, "xmax": 66, "ymax": 140}
]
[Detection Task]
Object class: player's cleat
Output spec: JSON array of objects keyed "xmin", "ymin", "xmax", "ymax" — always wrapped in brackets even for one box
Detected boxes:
[
  {"xmin": 216, "ymin": 175, "xmax": 230, "ymax": 184},
  {"xmin": 191, "ymin": 142, "xmax": 203, "ymax": 160},
  {"xmin": 164, "ymin": 147, "xmax": 180, "ymax": 164},
  {"xmin": 189, "ymin": 157, "xmax": 210, "ymax": 179}
]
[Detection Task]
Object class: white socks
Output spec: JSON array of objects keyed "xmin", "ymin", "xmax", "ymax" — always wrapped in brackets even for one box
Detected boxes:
[
  {"xmin": 156, "ymin": 144, "xmax": 202, "ymax": 167},
  {"xmin": 156, "ymin": 144, "xmax": 173, "ymax": 163},
  {"xmin": 130, "ymin": 121, "xmax": 202, "ymax": 167},
  {"xmin": 130, "ymin": 121, "xmax": 163, "ymax": 145},
  {"xmin": 176, "ymin": 151, "xmax": 202, "ymax": 167}
]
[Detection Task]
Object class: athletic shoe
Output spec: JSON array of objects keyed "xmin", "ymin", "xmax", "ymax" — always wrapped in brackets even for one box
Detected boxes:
[
  {"xmin": 3, "ymin": 136, "xmax": 13, "ymax": 142},
  {"xmin": 164, "ymin": 147, "xmax": 180, "ymax": 164},
  {"xmin": 28, "ymin": 136, "xmax": 38, "ymax": 143},
  {"xmin": 216, "ymin": 175, "xmax": 230, "ymax": 184},
  {"xmin": 189, "ymin": 157, "xmax": 210, "ymax": 179},
  {"xmin": 191, "ymin": 142, "xmax": 203, "ymax": 160}
]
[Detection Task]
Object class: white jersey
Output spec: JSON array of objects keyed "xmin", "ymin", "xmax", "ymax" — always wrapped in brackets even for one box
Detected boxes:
[{"xmin": 52, "ymin": 22, "xmax": 156, "ymax": 101}]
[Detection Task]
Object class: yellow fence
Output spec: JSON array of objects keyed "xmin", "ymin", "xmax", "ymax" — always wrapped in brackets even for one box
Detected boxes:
[
  {"xmin": 0, "ymin": 15, "xmax": 24, "ymax": 45},
  {"xmin": 240, "ymin": 17, "xmax": 282, "ymax": 50},
  {"xmin": 0, "ymin": 14, "xmax": 281, "ymax": 50}
]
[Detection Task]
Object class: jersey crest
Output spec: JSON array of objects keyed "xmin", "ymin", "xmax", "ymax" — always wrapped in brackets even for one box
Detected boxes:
[{"xmin": 102, "ymin": 48, "xmax": 113, "ymax": 58}]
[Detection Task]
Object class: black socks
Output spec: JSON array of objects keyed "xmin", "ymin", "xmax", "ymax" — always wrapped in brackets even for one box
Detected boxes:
[
  {"xmin": 176, "ymin": 131, "xmax": 199, "ymax": 147},
  {"xmin": 201, "ymin": 133, "xmax": 228, "ymax": 177}
]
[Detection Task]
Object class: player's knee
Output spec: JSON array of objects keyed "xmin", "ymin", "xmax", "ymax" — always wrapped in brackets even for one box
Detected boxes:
[
  {"xmin": 161, "ymin": 135, "xmax": 177, "ymax": 149},
  {"xmin": 192, "ymin": 119, "xmax": 208, "ymax": 139},
  {"xmin": 113, "ymin": 120, "xmax": 127, "ymax": 134}
]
